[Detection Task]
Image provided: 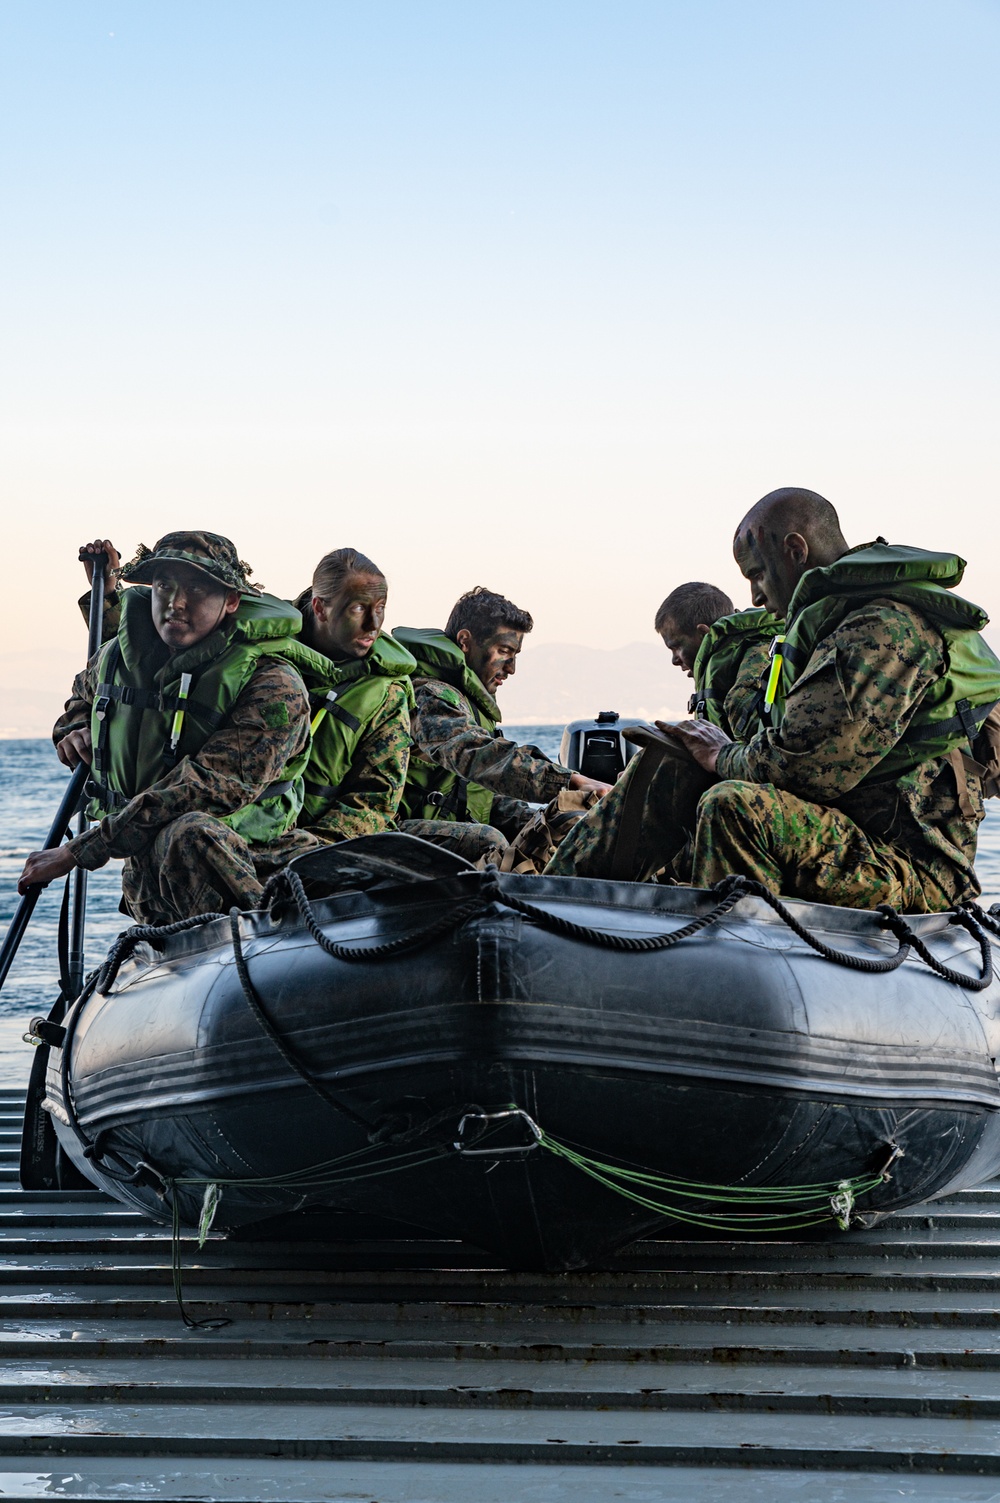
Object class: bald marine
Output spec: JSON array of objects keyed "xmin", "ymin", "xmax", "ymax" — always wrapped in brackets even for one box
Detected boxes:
[{"xmin": 733, "ymin": 487, "xmax": 849, "ymax": 618}]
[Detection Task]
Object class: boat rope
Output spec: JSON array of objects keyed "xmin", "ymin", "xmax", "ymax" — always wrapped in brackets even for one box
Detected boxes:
[
  {"xmin": 271, "ymin": 867, "xmax": 991, "ymax": 982},
  {"xmin": 227, "ymin": 909, "xmax": 375, "ymax": 1133},
  {"xmin": 279, "ymin": 868, "xmax": 495, "ymax": 960},
  {"xmin": 877, "ymin": 903, "xmax": 993, "ymax": 990},
  {"xmin": 533, "ymin": 1130, "xmax": 888, "ymax": 1234},
  {"xmin": 154, "ymin": 1102, "xmax": 891, "ymax": 1323},
  {"xmin": 95, "ymin": 910, "xmax": 228, "ymax": 994},
  {"xmin": 91, "ymin": 871, "xmax": 994, "ymax": 1001}
]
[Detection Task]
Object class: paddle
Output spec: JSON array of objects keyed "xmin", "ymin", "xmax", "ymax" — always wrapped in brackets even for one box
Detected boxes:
[
  {"xmin": 0, "ymin": 760, "xmax": 90, "ymax": 993},
  {"xmin": 65, "ymin": 551, "xmax": 107, "ymax": 992},
  {"xmin": 14, "ymin": 550, "xmax": 107, "ymax": 1189}
]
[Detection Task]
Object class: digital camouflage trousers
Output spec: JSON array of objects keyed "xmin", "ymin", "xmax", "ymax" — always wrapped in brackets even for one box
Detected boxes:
[
  {"xmin": 397, "ymin": 817, "xmax": 508, "ymax": 864},
  {"xmin": 545, "ymin": 743, "xmax": 951, "ymax": 912},
  {"xmin": 120, "ymin": 813, "xmax": 320, "ymax": 926}
]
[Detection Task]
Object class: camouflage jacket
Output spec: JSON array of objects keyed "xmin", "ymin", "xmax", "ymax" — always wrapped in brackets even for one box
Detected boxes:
[
  {"xmin": 409, "ymin": 677, "xmax": 572, "ymax": 830},
  {"xmin": 716, "ymin": 598, "xmax": 984, "ymax": 903},
  {"xmin": 78, "ymin": 588, "xmax": 411, "ymax": 843},
  {"xmin": 715, "ymin": 636, "xmax": 774, "ymax": 743},
  {"xmin": 55, "ymin": 654, "xmax": 311, "ymax": 871},
  {"xmin": 304, "ymin": 679, "xmax": 412, "ymax": 842}
]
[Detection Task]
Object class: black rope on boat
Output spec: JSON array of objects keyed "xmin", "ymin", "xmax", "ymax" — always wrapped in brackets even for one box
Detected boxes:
[
  {"xmin": 275, "ymin": 866, "xmax": 750, "ymax": 958},
  {"xmin": 277, "ymin": 868, "xmax": 491, "ymax": 960},
  {"xmin": 271, "ymin": 865, "xmax": 992, "ymax": 985},
  {"xmin": 898, "ymin": 906, "xmax": 994, "ymax": 991},
  {"xmin": 965, "ymin": 903, "xmax": 1000, "ymax": 942},
  {"xmin": 96, "ymin": 910, "xmax": 228, "ymax": 994},
  {"xmin": 497, "ymin": 880, "xmax": 749, "ymax": 953},
  {"xmin": 708, "ymin": 877, "xmax": 992, "ymax": 989},
  {"xmin": 227, "ymin": 909, "xmax": 375, "ymax": 1133}
]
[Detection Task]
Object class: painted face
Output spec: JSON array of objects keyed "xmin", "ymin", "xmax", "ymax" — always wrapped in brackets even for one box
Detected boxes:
[
  {"xmin": 464, "ymin": 629, "xmax": 524, "ymax": 695},
  {"xmin": 734, "ymin": 527, "xmax": 800, "ymax": 618},
  {"xmin": 150, "ymin": 563, "xmax": 240, "ymax": 650},
  {"xmin": 658, "ymin": 616, "xmax": 709, "ymax": 678},
  {"xmin": 311, "ymin": 572, "xmax": 387, "ymax": 660}
]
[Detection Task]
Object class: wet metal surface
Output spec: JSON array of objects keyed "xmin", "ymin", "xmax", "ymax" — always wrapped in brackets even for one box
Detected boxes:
[{"xmin": 3, "ymin": 1089, "xmax": 1000, "ymax": 1498}]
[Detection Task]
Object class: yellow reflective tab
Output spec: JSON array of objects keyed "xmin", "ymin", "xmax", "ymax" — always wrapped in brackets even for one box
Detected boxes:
[{"xmin": 764, "ymin": 636, "xmax": 786, "ymax": 711}]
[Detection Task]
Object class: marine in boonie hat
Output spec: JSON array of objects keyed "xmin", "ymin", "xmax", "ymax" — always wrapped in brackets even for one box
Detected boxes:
[{"xmin": 120, "ymin": 531, "xmax": 260, "ymax": 595}]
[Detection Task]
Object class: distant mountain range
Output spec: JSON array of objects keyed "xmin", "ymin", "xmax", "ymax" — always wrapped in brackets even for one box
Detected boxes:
[{"xmin": 6, "ymin": 628, "xmax": 1000, "ymax": 738}]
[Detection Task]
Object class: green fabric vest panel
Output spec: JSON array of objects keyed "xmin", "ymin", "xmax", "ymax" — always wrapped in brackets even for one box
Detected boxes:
[
  {"xmin": 89, "ymin": 588, "xmax": 312, "ymax": 844},
  {"xmin": 299, "ymin": 632, "xmax": 416, "ymax": 824},
  {"xmin": 690, "ymin": 609, "xmax": 783, "ymax": 736},
  {"xmin": 773, "ymin": 543, "xmax": 1000, "ymax": 780},
  {"xmin": 392, "ymin": 627, "xmax": 499, "ymax": 824}
]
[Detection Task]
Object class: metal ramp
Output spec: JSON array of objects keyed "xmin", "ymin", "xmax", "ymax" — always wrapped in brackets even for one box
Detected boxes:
[{"xmin": 3, "ymin": 1085, "xmax": 1000, "ymax": 1501}]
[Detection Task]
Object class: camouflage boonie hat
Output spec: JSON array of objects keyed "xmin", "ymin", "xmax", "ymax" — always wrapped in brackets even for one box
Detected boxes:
[{"xmin": 120, "ymin": 531, "xmax": 258, "ymax": 595}]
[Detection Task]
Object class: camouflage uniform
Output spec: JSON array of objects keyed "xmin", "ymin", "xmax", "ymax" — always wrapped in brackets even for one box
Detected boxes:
[
  {"xmin": 303, "ymin": 679, "xmax": 412, "ymax": 843},
  {"xmin": 56, "ymin": 654, "xmax": 317, "ymax": 926},
  {"xmin": 545, "ymin": 631, "xmax": 769, "ymax": 882},
  {"xmin": 715, "ymin": 636, "xmax": 774, "ymax": 742},
  {"xmin": 60, "ymin": 533, "xmax": 318, "ymax": 926},
  {"xmin": 399, "ymin": 679, "xmax": 572, "ymax": 857},
  {"xmin": 82, "ymin": 590, "xmax": 413, "ymax": 847},
  {"xmin": 549, "ymin": 599, "xmax": 983, "ymax": 912}
]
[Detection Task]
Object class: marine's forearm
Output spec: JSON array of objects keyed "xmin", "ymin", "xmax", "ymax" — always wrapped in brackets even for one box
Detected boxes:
[{"xmin": 413, "ymin": 695, "xmax": 569, "ymax": 802}]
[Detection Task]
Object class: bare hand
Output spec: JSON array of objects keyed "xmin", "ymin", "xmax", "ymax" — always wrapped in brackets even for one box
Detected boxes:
[
  {"xmin": 56, "ymin": 727, "xmax": 93, "ymax": 769},
  {"xmin": 568, "ymin": 771, "xmax": 614, "ymax": 795},
  {"xmin": 18, "ymin": 844, "xmax": 77, "ymax": 895},
  {"xmin": 79, "ymin": 539, "xmax": 121, "ymax": 587},
  {"xmin": 655, "ymin": 718, "xmax": 732, "ymax": 774}
]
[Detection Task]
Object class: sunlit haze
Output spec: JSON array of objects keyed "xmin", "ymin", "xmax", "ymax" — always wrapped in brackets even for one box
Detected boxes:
[{"xmin": 2, "ymin": 1, "xmax": 998, "ymax": 730}]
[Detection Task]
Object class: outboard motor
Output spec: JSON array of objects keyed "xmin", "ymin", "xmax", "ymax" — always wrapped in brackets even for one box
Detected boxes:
[{"xmin": 560, "ymin": 711, "xmax": 653, "ymax": 782}]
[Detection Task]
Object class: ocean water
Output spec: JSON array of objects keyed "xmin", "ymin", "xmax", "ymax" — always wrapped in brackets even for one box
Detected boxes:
[{"xmin": 1, "ymin": 731, "xmax": 999, "ymax": 1082}]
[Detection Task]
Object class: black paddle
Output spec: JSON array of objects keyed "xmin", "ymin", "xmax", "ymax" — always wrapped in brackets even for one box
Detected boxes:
[
  {"xmin": 13, "ymin": 550, "xmax": 106, "ymax": 1190},
  {"xmin": 0, "ymin": 761, "xmax": 90, "ymax": 994}
]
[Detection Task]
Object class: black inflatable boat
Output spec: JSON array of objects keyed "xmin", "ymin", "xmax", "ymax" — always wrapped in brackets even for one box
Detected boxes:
[{"xmin": 37, "ymin": 833, "xmax": 1000, "ymax": 1271}]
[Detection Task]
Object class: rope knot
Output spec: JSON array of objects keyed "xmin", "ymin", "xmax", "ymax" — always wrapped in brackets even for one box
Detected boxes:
[
  {"xmin": 709, "ymin": 874, "xmax": 768, "ymax": 901},
  {"xmin": 875, "ymin": 903, "xmax": 912, "ymax": 941}
]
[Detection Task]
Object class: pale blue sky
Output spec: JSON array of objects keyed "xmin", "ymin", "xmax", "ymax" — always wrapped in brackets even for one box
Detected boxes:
[{"xmin": 2, "ymin": 0, "xmax": 998, "ymax": 662}]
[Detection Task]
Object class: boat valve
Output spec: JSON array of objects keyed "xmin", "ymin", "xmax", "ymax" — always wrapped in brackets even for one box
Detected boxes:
[{"xmin": 23, "ymin": 1018, "xmax": 67, "ymax": 1049}]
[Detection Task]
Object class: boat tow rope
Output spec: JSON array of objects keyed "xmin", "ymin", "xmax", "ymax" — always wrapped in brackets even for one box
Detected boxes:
[{"xmin": 89, "ymin": 870, "xmax": 995, "ymax": 993}]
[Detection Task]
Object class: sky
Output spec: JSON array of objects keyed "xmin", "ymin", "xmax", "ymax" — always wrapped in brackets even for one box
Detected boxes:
[{"xmin": 1, "ymin": 0, "xmax": 998, "ymax": 703}]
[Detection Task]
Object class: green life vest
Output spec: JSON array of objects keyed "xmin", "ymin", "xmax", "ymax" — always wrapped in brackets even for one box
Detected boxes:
[
  {"xmin": 392, "ymin": 627, "xmax": 499, "ymax": 824},
  {"xmin": 690, "ymin": 609, "xmax": 784, "ymax": 739},
  {"xmin": 299, "ymin": 632, "xmax": 416, "ymax": 826},
  {"xmin": 772, "ymin": 542, "xmax": 1000, "ymax": 782},
  {"xmin": 88, "ymin": 588, "xmax": 317, "ymax": 845}
]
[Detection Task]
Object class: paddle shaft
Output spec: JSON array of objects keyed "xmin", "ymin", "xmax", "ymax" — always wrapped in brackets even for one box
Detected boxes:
[
  {"xmin": 67, "ymin": 558, "xmax": 107, "ymax": 993},
  {"xmin": 0, "ymin": 761, "xmax": 90, "ymax": 993}
]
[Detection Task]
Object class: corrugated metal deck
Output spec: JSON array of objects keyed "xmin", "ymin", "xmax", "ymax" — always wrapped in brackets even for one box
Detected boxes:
[{"xmin": 3, "ymin": 1086, "xmax": 1000, "ymax": 1501}]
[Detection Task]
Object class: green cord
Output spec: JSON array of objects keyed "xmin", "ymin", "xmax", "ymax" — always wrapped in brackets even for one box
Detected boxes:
[
  {"xmin": 536, "ymin": 1130, "xmax": 884, "ymax": 1233},
  {"xmin": 162, "ymin": 1112, "xmax": 886, "ymax": 1321}
]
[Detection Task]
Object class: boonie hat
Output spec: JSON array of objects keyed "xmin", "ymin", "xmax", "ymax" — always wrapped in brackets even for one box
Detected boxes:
[{"xmin": 120, "ymin": 531, "xmax": 258, "ymax": 595}]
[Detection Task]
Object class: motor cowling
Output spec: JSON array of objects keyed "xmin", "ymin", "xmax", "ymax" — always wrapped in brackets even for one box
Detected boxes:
[{"xmin": 559, "ymin": 711, "xmax": 652, "ymax": 783}]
